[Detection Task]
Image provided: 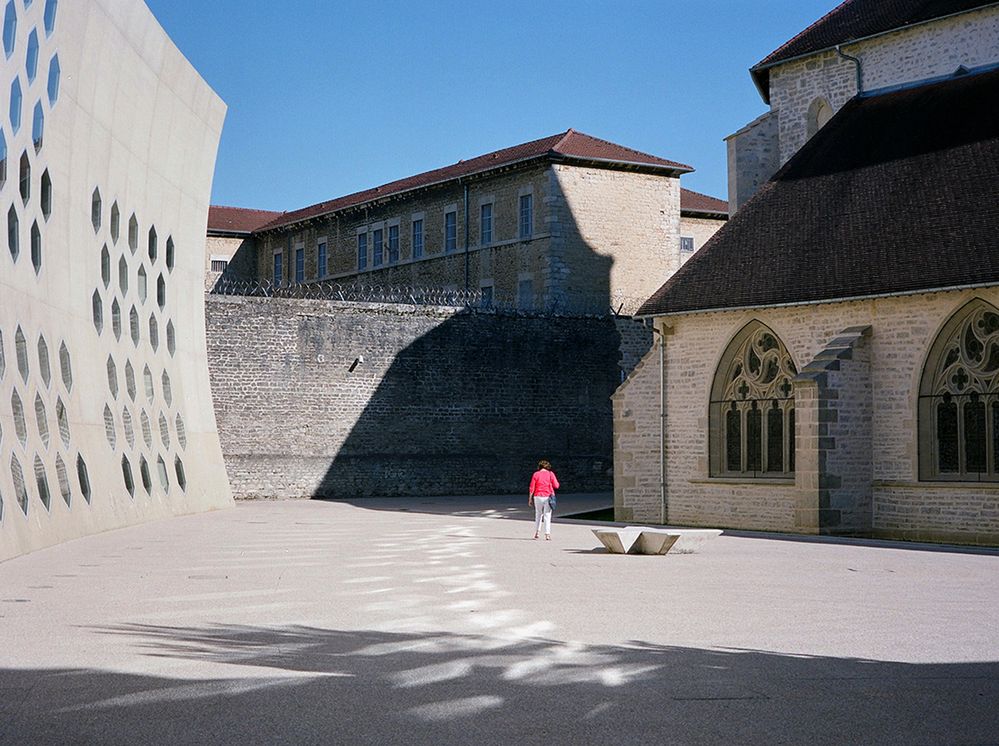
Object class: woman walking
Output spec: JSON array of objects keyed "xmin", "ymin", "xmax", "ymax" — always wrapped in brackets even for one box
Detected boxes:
[{"xmin": 529, "ymin": 460, "xmax": 560, "ymax": 540}]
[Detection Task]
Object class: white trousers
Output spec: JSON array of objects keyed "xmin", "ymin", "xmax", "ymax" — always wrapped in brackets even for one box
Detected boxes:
[{"xmin": 534, "ymin": 496, "xmax": 552, "ymax": 535}]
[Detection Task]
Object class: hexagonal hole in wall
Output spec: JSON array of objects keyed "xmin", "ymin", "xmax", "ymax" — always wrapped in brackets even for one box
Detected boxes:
[
  {"xmin": 166, "ymin": 236, "xmax": 174, "ymax": 271},
  {"xmin": 124, "ymin": 360, "xmax": 135, "ymax": 401},
  {"xmin": 7, "ymin": 203, "xmax": 17, "ymax": 260},
  {"xmin": 14, "ymin": 326, "xmax": 27, "ymax": 381},
  {"xmin": 156, "ymin": 273, "xmax": 166, "ymax": 309},
  {"xmin": 29, "ymin": 220, "xmax": 40, "ymax": 273},
  {"xmin": 33, "ymin": 454, "xmax": 50, "ymax": 510},
  {"xmin": 110, "ymin": 201, "xmax": 119, "ymax": 244},
  {"xmin": 140, "ymin": 409, "xmax": 151, "ymax": 448},
  {"xmin": 58, "ymin": 341, "xmax": 71, "ymax": 391},
  {"xmin": 92, "ymin": 289, "xmax": 103, "ymax": 334},
  {"xmin": 76, "ymin": 454, "xmax": 91, "ymax": 504},
  {"xmin": 148, "ymin": 315, "xmax": 158, "ymax": 351},
  {"xmin": 11, "ymin": 389, "xmax": 26, "ymax": 446},
  {"xmin": 111, "ymin": 298, "xmax": 121, "ymax": 340},
  {"xmin": 161, "ymin": 370, "xmax": 172, "ymax": 406},
  {"xmin": 142, "ymin": 365, "xmax": 153, "ymax": 402},
  {"xmin": 55, "ymin": 396, "xmax": 69, "ymax": 448},
  {"xmin": 175, "ymin": 456, "xmax": 187, "ymax": 492},
  {"xmin": 11, "ymin": 454, "xmax": 28, "ymax": 515},
  {"xmin": 101, "ymin": 245, "xmax": 110, "ymax": 287},
  {"xmin": 46, "ymin": 54, "xmax": 59, "ymax": 105},
  {"xmin": 2, "ymin": 0, "xmax": 16, "ymax": 59},
  {"xmin": 9, "ymin": 78, "xmax": 22, "ymax": 134},
  {"xmin": 91, "ymin": 187, "xmax": 101, "ymax": 233},
  {"xmin": 33, "ymin": 393, "xmax": 48, "ymax": 448},
  {"xmin": 139, "ymin": 456, "xmax": 152, "ymax": 495},
  {"xmin": 129, "ymin": 306, "xmax": 139, "ymax": 346},
  {"xmin": 55, "ymin": 453, "xmax": 70, "ymax": 507},
  {"xmin": 25, "ymin": 28, "xmax": 38, "ymax": 82},
  {"xmin": 127, "ymin": 213, "xmax": 138, "ymax": 253},
  {"xmin": 117, "ymin": 254, "xmax": 128, "ymax": 294},
  {"xmin": 18, "ymin": 150, "xmax": 28, "ymax": 202},
  {"xmin": 0, "ymin": 128, "xmax": 7, "ymax": 188},
  {"xmin": 43, "ymin": 0, "xmax": 57, "ymax": 36},
  {"xmin": 103, "ymin": 403, "xmax": 116, "ymax": 450},
  {"xmin": 121, "ymin": 455, "xmax": 134, "ymax": 498},
  {"xmin": 166, "ymin": 320, "xmax": 175, "ymax": 356},
  {"xmin": 158, "ymin": 412, "xmax": 170, "ymax": 448},
  {"xmin": 147, "ymin": 226, "xmax": 156, "ymax": 262},
  {"xmin": 0, "ymin": 328, "xmax": 5, "ymax": 378},
  {"xmin": 137, "ymin": 265, "xmax": 147, "ymax": 303},
  {"xmin": 121, "ymin": 406, "xmax": 134, "ymax": 448},
  {"xmin": 40, "ymin": 169, "xmax": 51, "ymax": 220},
  {"xmin": 106, "ymin": 355, "xmax": 118, "ymax": 399},
  {"xmin": 156, "ymin": 455, "xmax": 169, "ymax": 493},
  {"xmin": 36, "ymin": 333, "xmax": 49, "ymax": 388},
  {"xmin": 31, "ymin": 101, "xmax": 42, "ymax": 152},
  {"xmin": 175, "ymin": 413, "xmax": 186, "ymax": 450}
]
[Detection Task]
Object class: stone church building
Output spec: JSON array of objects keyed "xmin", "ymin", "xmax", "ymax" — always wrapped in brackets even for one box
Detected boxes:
[{"xmin": 614, "ymin": 0, "xmax": 999, "ymax": 545}]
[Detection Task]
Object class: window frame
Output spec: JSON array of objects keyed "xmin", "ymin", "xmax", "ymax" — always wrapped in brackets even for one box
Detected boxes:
[
  {"xmin": 519, "ymin": 193, "xmax": 533, "ymax": 240},
  {"xmin": 444, "ymin": 210, "xmax": 457, "ymax": 253},
  {"xmin": 272, "ymin": 250, "xmax": 283, "ymax": 287},
  {"xmin": 294, "ymin": 245, "xmax": 305, "ymax": 284},
  {"xmin": 480, "ymin": 201, "xmax": 493, "ymax": 246},
  {"xmin": 317, "ymin": 238, "xmax": 328, "ymax": 278},
  {"xmin": 411, "ymin": 217, "xmax": 424, "ymax": 259},
  {"xmin": 356, "ymin": 231, "xmax": 368, "ymax": 271}
]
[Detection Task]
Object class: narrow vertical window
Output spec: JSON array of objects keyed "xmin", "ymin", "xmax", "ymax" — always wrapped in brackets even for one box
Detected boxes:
[
  {"xmin": 726, "ymin": 404, "xmax": 741, "ymax": 472},
  {"xmin": 445, "ymin": 211, "xmax": 457, "ymax": 253},
  {"xmin": 480, "ymin": 203, "xmax": 492, "ymax": 246},
  {"xmin": 294, "ymin": 246, "xmax": 304, "ymax": 283},
  {"xmin": 412, "ymin": 219, "xmax": 423, "ymax": 259},
  {"xmin": 964, "ymin": 395, "xmax": 986, "ymax": 475},
  {"xmin": 317, "ymin": 240, "xmax": 327, "ymax": 278},
  {"xmin": 372, "ymin": 228, "xmax": 383, "ymax": 267},
  {"xmin": 357, "ymin": 232, "xmax": 367, "ymax": 270},
  {"xmin": 519, "ymin": 194, "xmax": 533, "ymax": 239},
  {"xmin": 481, "ymin": 284, "xmax": 493, "ymax": 307},
  {"xmin": 517, "ymin": 278, "xmax": 533, "ymax": 310},
  {"xmin": 388, "ymin": 225, "xmax": 399, "ymax": 264},
  {"xmin": 272, "ymin": 252, "xmax": 282, "ymax": 286}
]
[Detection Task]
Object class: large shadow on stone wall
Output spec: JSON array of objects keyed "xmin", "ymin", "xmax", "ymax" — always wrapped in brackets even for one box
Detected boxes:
[{"xmin": 4, "ymin": 623, "xmax": 998, "ymax": 743}]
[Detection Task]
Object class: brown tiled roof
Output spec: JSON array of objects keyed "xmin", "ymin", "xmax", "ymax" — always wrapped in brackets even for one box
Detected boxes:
[
  {"xmin": 208, "ymin": 205, "xmax": 284, "ymax": 235},
  {"xmin": 258, "ymin": 129, "xmax": 692, "ymax": 232},
  {"xmin": 751, "ymin": 0, "xmax": 998, "ymax": 101},
  {"xmin": 681, "ymin": 188, "xmax": 728, "ymax": 217},
  {"xmin": 637, "ymin": 68, "xmax": 999, "ymax": 317}
]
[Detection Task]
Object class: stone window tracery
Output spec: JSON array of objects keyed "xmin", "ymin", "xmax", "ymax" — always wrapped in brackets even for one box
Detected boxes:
[
  {"xmin": 710, "ymin": 322, "xmax": 797, "ymax": 479},
  {"xmin": 919, "ymin": 300, "xmax": 999, "ymax": 481}
]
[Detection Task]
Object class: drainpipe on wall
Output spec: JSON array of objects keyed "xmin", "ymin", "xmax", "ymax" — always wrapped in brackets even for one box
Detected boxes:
[
  {"xmin": 651, "ymin": 323, "xmax": 667, "ymax": 525},
  {"xmin": 463, "ymin": 182, "xmax": 470, "ymax": 292},
  {"xmin": 836, "ymin": 44, "xmax": 864, "ymax": 95}
]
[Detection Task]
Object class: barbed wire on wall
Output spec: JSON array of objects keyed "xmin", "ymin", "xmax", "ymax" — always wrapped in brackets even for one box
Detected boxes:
[{"xmin": 208, "ymin": 276, "xmax": 645, "ymax": 319}]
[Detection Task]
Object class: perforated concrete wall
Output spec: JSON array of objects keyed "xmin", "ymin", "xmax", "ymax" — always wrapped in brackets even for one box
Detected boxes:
[{"xmin": 0, "ymin": 0, "xmax": 232, "ymax": 561}]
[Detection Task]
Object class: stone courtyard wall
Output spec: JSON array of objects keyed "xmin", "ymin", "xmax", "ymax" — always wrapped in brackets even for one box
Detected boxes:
[
  {"xmin": 614, "ymin": 287, "xmax": 999, "ymax": 545},
  {"xmin": 207, "ymin": 295, "xmax": 650, "ymax": 499}
]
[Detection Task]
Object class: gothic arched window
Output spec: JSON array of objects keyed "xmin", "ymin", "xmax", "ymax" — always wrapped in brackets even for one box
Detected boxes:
[
  {"xmin": 710, "ymin": 322, "xmax": 797, "ymax": 479},
  {"xmin": 919, "ymin": 300, "xmax": 999, "ymax": 481}
]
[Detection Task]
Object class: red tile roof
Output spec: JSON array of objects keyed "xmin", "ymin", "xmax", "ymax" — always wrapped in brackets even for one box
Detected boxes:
[
  {"xmin": 258, "ymin": 129, "xmax": 692, "ymax": 232},
  {"xmin": 751, "ymin": 0, "xmax": 997, "ymax": 102},
  {"xmin": 680, "ymin": 188, "xmax": 728, "ymax": 217},
  {"xmin": 638, "ymin": 68, "xmax": 999, "ymax": 317},
  {"xmin": 208, "ymin": 205, "xmax": 284, "ymax": 235}
]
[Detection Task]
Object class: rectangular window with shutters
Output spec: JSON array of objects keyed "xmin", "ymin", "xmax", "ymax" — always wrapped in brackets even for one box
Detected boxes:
[
  {"xmin": 272, "ymin": 252, "xmax": 283, "ymax": 286},
  {"xmin": 445, "ymin": 211, "xmax": 457, "ymax": 253},
  {"xmin": 519, "ymin": 194, "xmax": 533, "ymax": 239},
  {"xmin": 480, "ymin": 203, "xmax": 492, "ymax": 246},
  {"xmin": 295, "ymin": 247, "xmax": 305, "ymax": 283},
  {"xmin": 373, "ymin": 228, "xmax": 383, "ymax": 267},
  {"xmin": 357, "ymin": 233, "xmax": 367, "ymax": 270},
  {"xmin": 317, "ymin": 240, "xmax": 327, "ymax": 277},
  {"xmin": 412, "ymin": 219, "xmax": 423, "ymax": 258},
  {"xmin": 388, "ymin": 225, "xmax": 399, "ymax": 263}
]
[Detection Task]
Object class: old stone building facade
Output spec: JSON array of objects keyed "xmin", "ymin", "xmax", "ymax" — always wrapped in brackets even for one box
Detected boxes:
[
  {"xmin": 204, "ymin": 206, "xmax": 282, "ymax": 289},
  {"xmin": 616, "ymin": 0, "xmax": 999, "ymax": 545},
  {"xmin": 727, "ymin": 0, "xmax": 999, "ymax": 210},
  {"xmin": 243, "ymin": 130, "xmax": 726, "ymax": 315}
]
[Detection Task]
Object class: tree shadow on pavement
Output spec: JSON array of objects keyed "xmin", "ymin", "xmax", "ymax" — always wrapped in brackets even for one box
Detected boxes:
[{"xmin": 2, "ymin": 622, "xmax": 998, "ymax": 745}]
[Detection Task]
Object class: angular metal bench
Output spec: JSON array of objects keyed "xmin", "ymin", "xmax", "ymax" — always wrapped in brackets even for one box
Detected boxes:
[{"xmin": 592, "ymin": 527, "xmax": 722, "ymax": 554}]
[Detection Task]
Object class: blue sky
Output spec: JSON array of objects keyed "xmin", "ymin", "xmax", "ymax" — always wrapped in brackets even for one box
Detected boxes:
[{"xmin": 145, "ymin": 0, "xmax": 839, "ymax": 212}]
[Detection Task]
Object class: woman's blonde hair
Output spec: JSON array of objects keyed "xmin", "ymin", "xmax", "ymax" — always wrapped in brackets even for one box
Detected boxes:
[{"xmin": 538, "ymin": 460, "xmax": 552, "ymax": 470}]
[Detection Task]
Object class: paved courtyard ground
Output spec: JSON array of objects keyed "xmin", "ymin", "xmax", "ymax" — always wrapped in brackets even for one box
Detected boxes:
[{"xmin": 2, "ymin": 495, "xmax": 998, "ymax": 745}]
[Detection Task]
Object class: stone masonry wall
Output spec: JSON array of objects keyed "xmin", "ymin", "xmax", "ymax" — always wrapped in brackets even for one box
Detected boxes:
[
  {"xmin": 679, "ymin": 215, "xmax": 725, "ymax": 265},
  {"xmin": 725, "ymin": 111, "xmax": 780, "ymax": 212},
  {"xmin": 207, "ymin": 294, "xmax": 649, "ymax": 499},
  {"xmin": 769, "ymin": 6, "xmax": 999, "ymax": 162},
  {"xmin": 614, "ymin": 288, "xmax": 999, "ymax": 544},
  {"xmin": 550, "ymin": 164, "xmax": 680, "ymax": 314}
]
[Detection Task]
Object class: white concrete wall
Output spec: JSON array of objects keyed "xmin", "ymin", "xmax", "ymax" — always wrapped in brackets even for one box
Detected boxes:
[{"xmin": 0, "ymin": 0, "xmax": 232, "ymax": 561}]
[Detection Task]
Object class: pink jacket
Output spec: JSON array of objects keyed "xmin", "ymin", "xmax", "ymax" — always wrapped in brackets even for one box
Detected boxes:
[{"xmin": 529, "ymin": 469, "xmax": 560, "ymax": 498}]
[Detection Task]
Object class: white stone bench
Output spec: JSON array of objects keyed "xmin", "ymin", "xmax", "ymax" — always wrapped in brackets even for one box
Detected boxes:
[{"xmin": 592, "ymin": 527, "xmax": 722, "ymax": 555}]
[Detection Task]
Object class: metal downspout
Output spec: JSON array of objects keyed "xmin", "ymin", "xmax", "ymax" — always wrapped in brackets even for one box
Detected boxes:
[
  {"xmin": 652, "ymin": 324, "xmax": 667, "ymax": 525},
  {"xmin": 463, "ymin": 182, "xmax": 470, "ymax": 291},
  {"xmin": 836, "ymin": 44, "xmax": 863, "ymax": 95}
]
